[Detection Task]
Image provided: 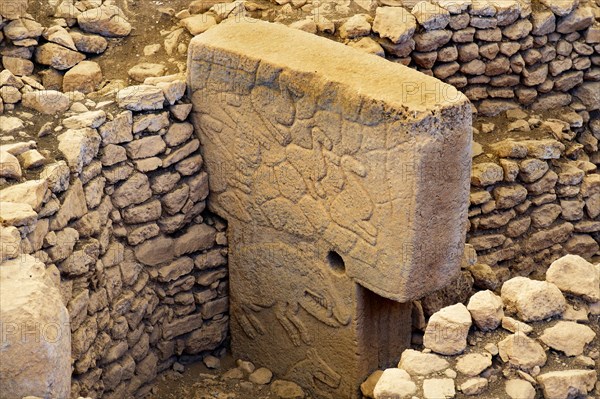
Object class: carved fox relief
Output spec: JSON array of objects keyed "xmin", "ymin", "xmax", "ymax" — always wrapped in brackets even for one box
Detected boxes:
[{"xmin": 232, "ymin": 242, "xmax": 351, "ymax": 347}]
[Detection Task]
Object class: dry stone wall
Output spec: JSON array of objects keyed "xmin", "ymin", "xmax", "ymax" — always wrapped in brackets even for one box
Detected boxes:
[
  {"xmin": 324, "ymin": 0, "xmax": 600, "ymax": 117},
  {"xmin": 466, "ymin": 115, "xmax": 599, "ymax": 290},
  {"xmin": 0, "ymin": 77, "xmax": 228, "ymax": 398}
]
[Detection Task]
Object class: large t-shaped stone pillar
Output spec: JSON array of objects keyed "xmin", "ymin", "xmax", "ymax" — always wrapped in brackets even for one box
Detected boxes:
[{"xmin": 188, "ymin": 20, "xmax": 471, "ymax": 398}]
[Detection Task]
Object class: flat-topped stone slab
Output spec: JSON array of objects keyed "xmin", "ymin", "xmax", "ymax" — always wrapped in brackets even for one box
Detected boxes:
[{"xmin": 188, "ymin": 20, "xmax": 471, "ymax": 398}]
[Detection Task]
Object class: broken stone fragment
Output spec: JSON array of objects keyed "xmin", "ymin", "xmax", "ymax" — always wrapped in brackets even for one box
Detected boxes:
[
  {"xmin": 63, "ymin": 110, "xmax": 107, "ymax": 130},
  {"xmin": 411, "ymin": 1, "xmax": 450, "ymax": 30},
  {"xmin": 546, "ymin": 254, "xmax": 600, "ymax": 302},
  {"xmin": 456, "ymin": 352, "xmax": 492, "ymax": 376},
  {"xmin": 373, "ymin": 368, "xmax": 416, "ymax": 399},
  {"xmin": 0, "ymin": 225, "xmax": 21, "ymax": 261},
  {"xmin": 372, "ymin": 7, "xmax": 416, "ymax": 44},
  {"xmin": 0, "ymin": 179, "xmax": 48, "ymax": 211},
  {"xmin": 536, "ymin": 370, "xmax": 597, "ymax": 399},
  {"xmin": 22, "ymin": 90, "xmax": 71, "ymax": 114},
  {"xmin": 77, "ymin": 5, "xmax": 132, "ymax": 37},
  {"xmin": 539, "ymin": 321, "xmax": 596, "ymax": 356},
  {"xmin": 117, "ymin": 85, "xmax": 166, "ymax": 111},
  {"xmin": 57, "ymin": 128, "xmax": 101, "ymax": 174},
  {"xmin": 0, "ymin": 150, "xmax": 22, "ymax": 179},
  {"xmin": 423, "ymin": 303, "xmax": 472, "ymax": 355},
  {"xmin": 0, "ymin": 115, "xmax": 25, "ymax": 133},
  {"xmin": 397, "ymin": 349, "xmax": 449, "ymax": 376},
  {"xmin": 70, "ymin": 31, "xmax": 108, "ymax": 54},
  {"xmin": 467, "ymin": 289, "xmax": 504, "ymax": 331},
  {"xmin": 498, "ymin": 332, "xmax": 547, "ymax": 370},
  {"xmin": 501, "ymin": 277, "xmax": 566, "ymax": 322},
  {"xmin": 128, "ymin": 63, "xmax": 167, "ymax": 82},
  {"xmin": 34, "ymin": 42, "xmax": 86, "ymax": 70},
  {"xmin": 181, "ymin": 13, "xmax": 217, "ymax": 35},
  {"xmin": 63, "ymin": 60, "xmax": 103, "ymax": 93}
]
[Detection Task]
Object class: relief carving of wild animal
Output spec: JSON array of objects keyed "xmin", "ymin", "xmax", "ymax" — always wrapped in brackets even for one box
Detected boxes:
[{"xmin": 232, "ymin": 242, "xmax": 352, "ymax": 346}]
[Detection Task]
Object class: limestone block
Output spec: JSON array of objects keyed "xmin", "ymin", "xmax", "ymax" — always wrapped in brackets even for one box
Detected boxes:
[
  {"xmin": 0, "ymin": 255, "xmax": 71, "ymax": 398},
  {"xmin": 188, "ymin": 20, "xmax": 471, "ymax": 399},
  {"xmin": 0, "ymin": 0, "xmax": 28, "ymax": 19}
]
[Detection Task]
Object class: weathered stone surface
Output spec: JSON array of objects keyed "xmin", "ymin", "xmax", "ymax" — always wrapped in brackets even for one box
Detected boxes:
[
  {"xmin": 372, "ymin": 7, "xmax": 417, "ymax": 44},
  {"xmin": 77, "ymin": 6, "xmax": 132, "ymax": 37},
  {"xmin": 0, "ymin": 151, "xmax": 22, "ymax": 179},
  {"xmin": 501, "ymin": 277, "xmax": 566, "ymax": 322},
  {"xmin": 373, "ymin": 368, "xmax": 416, "ymax": 399},
  {"xmin": 113, "ymin": 173, "xmax": 152, "ymax": 209},
  {"xmin": 398, "ymin": 349, "xmax": 449, "ymax": 376},
  {"xmin": 546, "ymin": 255, "xmax": 600, "ymax": 302},
  {"xmin": 505, "ymin": 379, "xmax": 535, "ymax": 399},
  {"xmin": 423, "ymin": 378, "xmax": 455, "ymax": 399},
  {"xmin": 189, "ymin": 21, "xmax": 470, "ymax": 398},
  {"xmin": 537, "ymin": 370, "xmax": 597, "ymax": 399},
  {"xmin": 57, "ymin": 128, "xmax": 101, "ymax": 174},
  {"xmin": 0, "ymin": 180, "xmax": 48, "ymax": 211},
  {"xmin": 0, "ymin": 226, "xmax": 21, "ymax": 261},
  {"xmin": 50, "ymin": 179, "xmax": 88, "ymax": 230},
  {"xmin": 34, "ymin": 43, "xmax": 85, "ymax": 70},
  {"xmin": 0, "ymin": 255, "xmax": 71, "ymax": 398},
  {"xmin": 22, "ymin": 90, "xmax": 70, "ymax": 115},
  {"xmin": 63, "ymin": 61, "xmax": 103, "ymax": 93},
  {"xmin": 424, "ymin": 303, "xmax": 472, "ymax": 355},
  {"xmin": 117, "ymin": 85, "xmax": 165, "ymax": 111},
  {"xmin": 539, "ymin": 321, "xmax": 596, "ymax": 356},
  {"xmin": 456, "ymin": 352, "xmax": 492, "ymax": 376},
  {"xmin": 467, "ymin": 289, "xmax": 503, "ymax": 331},
  {"xmin": 63, "ymin": 110, "xmax": 106, "ymax": 130},
  {"xmin": 0, "ymin": 202, "xmax": 37, "ymax": 226},
  {"xmin": 498, "ymin": 333, "xmax": 547, "ymax": 370}
]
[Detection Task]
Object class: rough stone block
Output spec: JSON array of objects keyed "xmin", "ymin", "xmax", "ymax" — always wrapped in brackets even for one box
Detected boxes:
[{"xmin": 188, "ymin": 20, "xmax": 471, "ymax": 398}]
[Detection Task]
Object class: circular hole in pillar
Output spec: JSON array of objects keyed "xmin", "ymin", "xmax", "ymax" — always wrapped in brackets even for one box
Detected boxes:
[{"xmin": 327, "ymin": 251, "xmax": 345, "ymax": 274}]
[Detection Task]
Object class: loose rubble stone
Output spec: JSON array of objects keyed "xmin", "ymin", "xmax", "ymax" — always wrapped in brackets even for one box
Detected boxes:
[
  {"xmin": 63, "ymin": 61, "xmax": 103, "ymax": 93},
  {"xmin": 423, "ymin": 378, "xmax": 455, "ymax": 399},
  {"xmin": 128, "ymin": 63, "xmax": 167, "ymax": 82},
  {"xmin": 0, "ymin": 151, "xmax": 22, "ymax": 179},
  {"xmin": 460, "ymin": 377, "xmax": 488, "ymax": 395},
  {"xmin": 361, "ymin": 370, "xmax": 383, "ymax": 398},
  {"xmin": 546, "ymin": 254, "xmax": 600, "ymax": 302},
  {"xmin": 35, "ymin": 43, "xmax": 86, "ymax": 70},
  {"xmin": 373, "ymin": 368, "xmax": 416, "ymax": 399},
  {"xmin": 77, "ymin": 6, "xmax": 132, "ymax": 37},
  {"xmin": 539, "ymin": 321, "xmax": 596, "ymax": 356},
  {"xmin": 398, "ymin": 349, "xmax": 449, "ymax": 375},
  {"xmin": 270, "ymin": 380, "xmax": 305, "ymax": 399},
  {"xmin": 467, "ymin": 290, "xmax": 504, "ymax": 331},
  {"xmin": 537, "ymin": 370, "xmax": 597, "ymax": 399},
  {"xmin": 424, "ymin": 303, "xmax": 472, "ymax": 355},
  {"xmin": 501, "ymin": 277, "xmax": 566, "ymax": 322},
  {"xmin": 502, "ymin": 316, "xmax": 533, "ymax": 334},
  {"xmin": 372, "ymin": 7, "xmax": 417, "ymax": 44},
  {"xmin": 22, "ymin": 90, "xmax": 70, "ymax": 114},
  {"xmin": 249, "ymin": 367, "xmax": 273, "ymax": 384},
  {"xmin": 456, "ymin": 352, "xmax": 492, "ymax": 376},
  {"xmin": 498, "ymin": 333, "xmax": 547, "ymax": 370},
  {"xmin": 505, "ymin": 379, "xmax": 535, "ymax": 399}
]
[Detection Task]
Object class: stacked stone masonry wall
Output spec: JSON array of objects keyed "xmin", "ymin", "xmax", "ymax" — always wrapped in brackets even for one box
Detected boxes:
[
  {"xmin": 364, "ymin": 0, "xmax": 600, "ymax": 116},
  {"xmin": 0, "ymin": 78, "xmax": 229, "ymax": 399}
]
